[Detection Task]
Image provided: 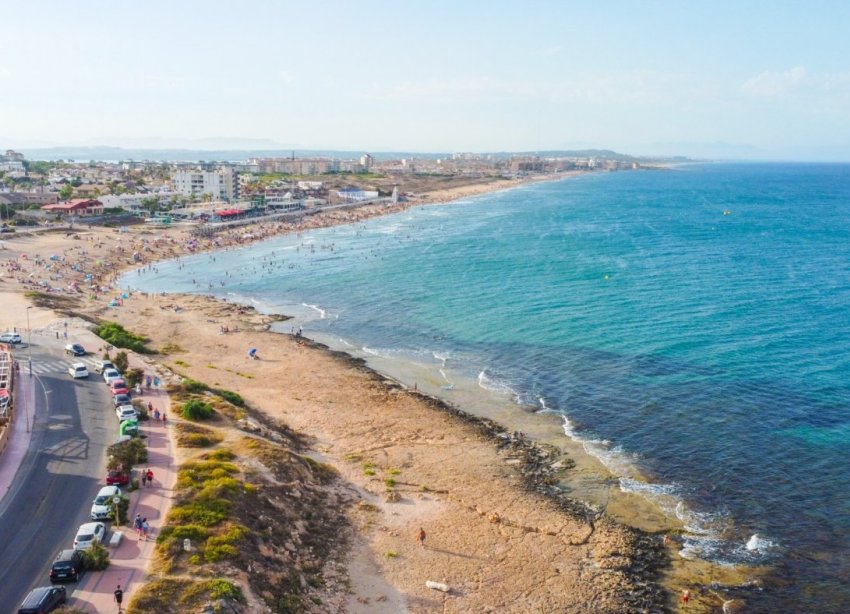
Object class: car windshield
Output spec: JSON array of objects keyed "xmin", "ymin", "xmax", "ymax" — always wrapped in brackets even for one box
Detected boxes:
[
  {"xmin": 94, "ymin": 495, "xmax": 109, "ymax": 504},
  {"xmin": 77, "ymin": 533, "xmax": 93, "ymax": 541}
]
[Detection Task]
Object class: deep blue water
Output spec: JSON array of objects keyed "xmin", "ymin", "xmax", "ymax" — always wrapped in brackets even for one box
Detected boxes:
[{"xmin": 125, "ymin": 163, "xmax": 850, "ymax": 610}]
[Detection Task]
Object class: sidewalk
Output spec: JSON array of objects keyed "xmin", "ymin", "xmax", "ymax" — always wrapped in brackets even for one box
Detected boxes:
[
  {"xmin": 0, "ymin": 365, "xmax": 35, "ymax": 509},
  {"xmin": 69, "ymin": 370, "xmax": 176, "ymax": 612}
]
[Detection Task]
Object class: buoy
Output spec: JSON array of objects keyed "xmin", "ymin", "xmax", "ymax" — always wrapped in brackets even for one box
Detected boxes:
[{"xmin": 604, "ymin": 275, "xmax": 609, "ymax": 280}]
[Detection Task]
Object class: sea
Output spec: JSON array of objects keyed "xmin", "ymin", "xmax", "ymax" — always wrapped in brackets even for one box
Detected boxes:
[{"xmin": 122, "ymin": 163, "xmax": 850, "ymax": 612}]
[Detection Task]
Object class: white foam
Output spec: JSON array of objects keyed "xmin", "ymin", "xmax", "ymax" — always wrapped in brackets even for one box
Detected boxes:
[
  {"xmin": 477, "ymin": 369, "xmax": 520, "ymax": 402},
  {"xmin": 302, "ymin": 303, "xmax": 326, "ymax": 319}
]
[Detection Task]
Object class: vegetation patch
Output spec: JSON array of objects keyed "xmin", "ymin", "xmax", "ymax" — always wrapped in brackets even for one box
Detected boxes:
[
  {"xmin": 175, "ymin": 422, "xmax": 223, "ymax": 448},
  {"xmin": 80, "ymin": 541, "xmax": 110, "ymax": 571},
  {"xmin": 107, "ymin": 438, "xmax": 148, "ymax": 470},
  {"xmin": 127, "ymin": 577, "xmax": 244, "ymax": 614},
  {"xmin": 181, "ymin": 398, "xmax": 215, "ymax": 421},
  {"xmin": 95, "ymin": 321, "xmax": 153, "ymax": 354},
  {"xmin": 159, "ymin": 342, "xmax": 185, "ymax": 355}
]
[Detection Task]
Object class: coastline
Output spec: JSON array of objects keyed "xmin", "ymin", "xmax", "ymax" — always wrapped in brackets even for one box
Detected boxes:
[{"xmin": 0, "ymin": 170, "xmax": 749, "ymax": 611}]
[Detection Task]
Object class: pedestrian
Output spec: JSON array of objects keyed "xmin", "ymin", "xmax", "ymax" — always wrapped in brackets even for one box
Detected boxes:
[
  {"xmin": 140, "ymin": 471, "xmax": 146, "ymax": 487},
  {"xmin": 63, "ymin": 330, "xmax": 67, "ymax": 339},
  {"xmin": 162, "ymin": 412, "xmax": 167, "ymax": 424},
  {"xmin": 681, "ymin": 589, "xmax": 690, "ymax": 605},
  {"xmin": 114, "ymin": 584, "xmax": 124, "ymax": 612},
  {"xmin": 153, "ymin": 408, "xmax": 160, "ymax": 421},
  {"xmin": 146, "ymin": 468, "xmax": 154, "ymax": 486},
  {"xmin": 145, "ymin": 375, "xmax": 151, "ymax": 388},
  {"xmin": 134, "ymin": 514, "xmax": 143, "ymax": 537},
  {"xmin": 418, "ymin": 527, "xmax": 426, "ymax": 548},
  {"xmin": 153, "ymin": 376, "xmax": 160, "ymax": 388},
  {"xmin": 134, "ymin": 383, "xmax": 141, "ymax": 395},
  {"xmin": 142, "ymin": 518, "xmax": 150, "ymax": 540},
  {"xmin": 55, "ymin": 331, "xmax": 59, "ymax": 339},
  {"xmin": 147, "ymin": 401, "xmax": 153, "ymax": 415}
]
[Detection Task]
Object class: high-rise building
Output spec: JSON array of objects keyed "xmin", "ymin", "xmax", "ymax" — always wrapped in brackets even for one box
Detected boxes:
[{"xmin": 171, "ymin": 168, "xmax": 238, "ymax": 201}]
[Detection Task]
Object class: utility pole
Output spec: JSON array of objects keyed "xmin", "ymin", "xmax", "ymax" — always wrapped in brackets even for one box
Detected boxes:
[{"xmin": 25, "ymin": 305, "xmax": 32, "ymax": 432}]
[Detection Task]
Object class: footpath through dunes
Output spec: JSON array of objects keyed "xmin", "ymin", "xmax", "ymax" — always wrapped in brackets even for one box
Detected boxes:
[{"xmin": 90, "ymin": 291, "xmax": 668, "ymax": 613}]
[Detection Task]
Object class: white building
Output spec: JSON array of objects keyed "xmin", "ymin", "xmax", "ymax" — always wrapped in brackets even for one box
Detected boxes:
[
  {"xmin": 0, "ymin": 150, "xmax": 26, "ymax": 178},
  {"xmin": 172, "ymin": 168, "xmax": 237, "ymax": 202}
]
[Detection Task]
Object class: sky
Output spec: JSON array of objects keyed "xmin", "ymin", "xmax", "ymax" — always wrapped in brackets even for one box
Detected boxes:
[{"xmin": 2, "ymin": 1, "xmax": 850, "ymax": 160}]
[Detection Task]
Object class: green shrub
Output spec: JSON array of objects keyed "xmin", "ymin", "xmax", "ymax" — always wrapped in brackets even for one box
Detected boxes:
[
  {"xmin": 81, "ymin": 541, "xmax": 110, "ymax": 570},
  {"xmin": 95, "ymin": 322, "xmax": 153, "ymax": 354},
  {"xmin": 185, "ymin": 433, "xmax": 217, "ymax": 447},
  {"xmin": 207, "ymin": 579, "xmax": 244, "ymax": 601},
  {"xmin": 107, "ymin": 438, "xmax": 147, "ymax": 469},
  {"xmin": 183, "ymin": 378, "xmax": 209, "ymax": 394},
  {"xmin": 113, "ymin": 351, "xmax": 129, "ymax": 373},
  {"xmin": 204, "ymin": 525, "xmax": 249, "ymax": 562},
  {"xmin": 168, "ymin": 500, "xmax": 230, "ymax": 526},
  {"xmin": 182, "ymin": 399, "xmax": 214, "ymax": 420},
  {"xmin": 217, "ymin": 389, "xmax": 244, "ymax": 407},
  {"xmin": 124, "ymin": 367, "xmax": 144, "ymax": 387}
]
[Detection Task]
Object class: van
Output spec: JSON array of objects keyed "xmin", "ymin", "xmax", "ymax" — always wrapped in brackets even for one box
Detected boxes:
[{"xmin": 17, "ymin": 585, "xmax": 66, "ymax": 613}]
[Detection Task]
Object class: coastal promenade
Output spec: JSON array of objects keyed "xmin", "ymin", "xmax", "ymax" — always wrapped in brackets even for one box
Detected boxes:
[{"xmin": 69, "ymin": 356, "xmax": 175, "ymax": 612}]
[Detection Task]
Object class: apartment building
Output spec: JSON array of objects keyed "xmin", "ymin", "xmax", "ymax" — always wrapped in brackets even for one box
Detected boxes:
[{"xmin": 172, "ymin": 168, "xmax": 238, "ymax": 202}]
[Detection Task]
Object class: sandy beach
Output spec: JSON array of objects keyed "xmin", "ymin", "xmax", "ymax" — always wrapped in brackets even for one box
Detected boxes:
[{"xmin": 0, "ymin": 175, "xmax": 688, "ymax": 612}]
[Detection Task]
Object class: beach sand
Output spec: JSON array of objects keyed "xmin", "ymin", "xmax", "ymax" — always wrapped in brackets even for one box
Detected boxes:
[{"xmin": 0, "ymin": 175, "xmax": 693, "ymax": 612}]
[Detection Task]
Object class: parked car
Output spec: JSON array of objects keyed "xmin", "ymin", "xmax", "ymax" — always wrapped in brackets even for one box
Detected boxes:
[
  {"xmin": 106, "ymin": 469, "xmax": 130, "ymax": 486},
  {"xmin": 48, "ymin": 549, "xmax": 84, "ymax": 583},
  {"xmin": 73, "ymin": 522, "xmax": 105, "ymax": 550},
  {"xmin": 116, "ymin": 405, "xmax": 138, "ymax": 422},
  {"xmin": 102, "ymin": 368, "xmax": 122, "ymax": 384},
  {"xmin": 90, "ymin": 485, "xmax": 121, "ymax": 521},
  {"xmin": 17, "ymin": 585, "xmax": 66, "ymax": 613},
  {"xmin": 94, "ymin": 359, "xmax": 115, "ymax": 374},
  {"xmin": 64, "ymin": 343, "xmax": 86, "ymax": 356},
  {"xmin": 68, "ymin": 363, "xmax": 89, "ymax": 379},
  {"xmin": 109, "ymin": 379, "xmax": 130, "ymax": 396},
  {"xmin": 0, "ymin": 332, "xmax": 22, "ymax": 344},
  {"xmin": 112, "ymin": 393, "xmax": 132, "ymax": 407}
]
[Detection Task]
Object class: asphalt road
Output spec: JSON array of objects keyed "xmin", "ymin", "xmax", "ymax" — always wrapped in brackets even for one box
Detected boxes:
[{"xmin": 0, "ymin": 339, "xmax": 115, "ymax": 609}]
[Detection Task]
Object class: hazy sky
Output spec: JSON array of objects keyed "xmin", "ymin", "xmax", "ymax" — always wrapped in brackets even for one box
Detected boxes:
[{"xmin": 2, "ymin": 1, "xmax": 850, "ymax": 159}]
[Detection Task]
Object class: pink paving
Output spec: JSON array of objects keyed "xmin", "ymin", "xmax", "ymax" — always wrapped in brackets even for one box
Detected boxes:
[{"xmin": 69, "ymin": 373, "xmax": 176, "ymax": 613}]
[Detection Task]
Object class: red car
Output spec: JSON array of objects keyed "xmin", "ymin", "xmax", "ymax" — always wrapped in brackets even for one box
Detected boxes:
[
  {"xmin": 109, "ymin": 379, "xmax": 130, "ymax": 396},
  {"xmin": 106, "ymin": 469, "xmax": 129, "ymax": 486}
]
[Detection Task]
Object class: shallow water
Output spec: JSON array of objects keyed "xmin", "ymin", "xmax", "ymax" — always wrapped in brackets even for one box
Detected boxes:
[{"xmin": 125, "ymin": 163, "xmax": 850, "ymax": 611}]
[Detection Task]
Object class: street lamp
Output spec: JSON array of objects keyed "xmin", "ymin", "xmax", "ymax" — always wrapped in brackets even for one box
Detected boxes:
[
  {"xmin": 26, "ymin": 306, "xmax": 32, "ymax": 377},
  {"xmin": 25, "ymin": 305, "xmax": 32, "ymax": 433}
]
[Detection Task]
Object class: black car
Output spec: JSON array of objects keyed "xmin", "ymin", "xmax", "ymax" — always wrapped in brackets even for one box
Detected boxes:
[
  {"xmin": 49, "ymin": 549, "xmax": 84, "ymax": 583},
  {"xmin": 17, "ymin": 585, "xmax": 66, "ymax": 613},
  {"xmin": 112, "ymin": 393, "xmax": 132, "ymax": 407},
  {"xmin": 64, "ymin": 343, "xmax": 86, "ymax": 356}
]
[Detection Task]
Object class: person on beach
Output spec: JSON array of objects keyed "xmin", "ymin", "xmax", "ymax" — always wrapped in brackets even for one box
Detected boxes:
[
  {"xmin": 681, "ymin": 589, "xmax": 690, "ymax": 605},
  {"xmin": 418, "ymin": 527, "xmax": 426, "ymax": 548},
  {"xmin": 114, "ymin": 584, "xmax": 124, "ymax": 612}
]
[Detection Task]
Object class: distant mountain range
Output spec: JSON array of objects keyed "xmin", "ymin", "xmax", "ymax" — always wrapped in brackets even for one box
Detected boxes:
[{"xmin": 13, "ymin": 145, "xmax": 689, "ymax": 163}]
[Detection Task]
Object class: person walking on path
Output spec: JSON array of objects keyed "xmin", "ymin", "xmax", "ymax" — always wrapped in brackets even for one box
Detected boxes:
[
  {"xmin": 418, "ymin": 527, "xmax": 426, "ymax": 549},
  {"xmin": 146, "ymin": 468, "xmax": 154, "ymax": 486},
  {"xmin": 142, "ymin": 518, "xmax": 150, "ymax": 540},
  {"xmin": 114, "ymin": 584, "xmax": 124, "ymax": 612},
  {"xmin": 140, "ymin": 471, "xmax": 146, "ymax": 487},
  {"xmin": 145, "ymin": 375, "xmax": 151, "ymax": 388},
  {"xmin": 134, "ymin": 514, "xmax": 143, "ymax": 537}
]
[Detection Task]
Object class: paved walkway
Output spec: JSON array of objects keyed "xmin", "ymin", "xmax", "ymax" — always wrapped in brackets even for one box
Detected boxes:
[
  {"xmin": 69, "ymin": 366, "xmax": 176, "ymax": 613},
  {"xmin": 0, "ymin": 364, "xmax": 35, "ymax": 509}
]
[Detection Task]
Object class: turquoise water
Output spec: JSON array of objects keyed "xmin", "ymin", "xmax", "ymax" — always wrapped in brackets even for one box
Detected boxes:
[{"xmin": 125, "ymin": 163, "xmax": 850, "ymax": 610}]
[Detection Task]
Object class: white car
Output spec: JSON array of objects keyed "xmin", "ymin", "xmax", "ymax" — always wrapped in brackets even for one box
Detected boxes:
[
  {"xmin": 73, "ymin": 522, "xmax": 105, "ymax": 550},
  {"xmin": 102, "ymin": 368, "xmax": 122, "ymax": 384},
  {"xmin": 116, "ymin": 405, "xmax": 138, "ymax": 421},
  {"xmin": 0, "ymin": 332, "xmax": 22, "ymax": 344},
  {"xmin": 94, "ymin": 359, "xmax": 115, "ymax": 374},
  {"xmin": 90, "ymin": 485, "xmax": 121, "ymax": 520},
  {"xmin": 68, "ymin": 363, "xmax": 89, "ymax": 379}
]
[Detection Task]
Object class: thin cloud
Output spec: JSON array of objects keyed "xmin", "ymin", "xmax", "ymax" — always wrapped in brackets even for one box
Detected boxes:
[
  {"xmin": 539, "ymin": 45, "xmax": 562, "ymax": 56},
  {"xmin": 0, "ymin": 66, "xmax": 10, "ymax": 78},
  {"xmin": 280, "ymin": 70, "xmax": 294, "ymax": 86},
  {"xmin": 742, "ymin": 66, "xmax": 806, "ymax": 98}
]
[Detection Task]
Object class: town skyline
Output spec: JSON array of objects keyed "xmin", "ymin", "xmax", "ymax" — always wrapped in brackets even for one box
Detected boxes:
[{"xmin": 3, "ymin": 1, "xmax": 850, "ymax": 161}]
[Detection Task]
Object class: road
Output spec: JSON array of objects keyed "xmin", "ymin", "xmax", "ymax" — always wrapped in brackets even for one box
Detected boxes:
[{"xmin": 0, "ymin": 337, "xmax": 115, "ymax": 609}]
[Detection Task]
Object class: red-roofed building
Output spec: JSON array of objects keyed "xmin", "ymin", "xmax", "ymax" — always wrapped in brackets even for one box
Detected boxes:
[{"xmin": 42, "ymin": 198, "xmax": 104, "ymax": 217}]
